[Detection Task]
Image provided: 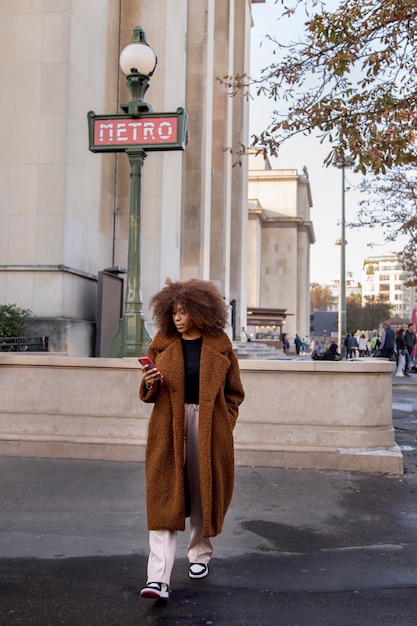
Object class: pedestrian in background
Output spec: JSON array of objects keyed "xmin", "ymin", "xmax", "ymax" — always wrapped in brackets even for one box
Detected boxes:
[
  {"xmin": 405, "ymin": 323, "xmax": 416, "ymax": 372},
  {"xmin": 395, "ymin": 328, "xmax": 407, "ymax": 377},
  {"xmin": 283, "ymin": 334, "xmax": 290, "ymax": 354},
  {"xmin": 348, "ymin": 333, "xmax": 359, "ymax": 359},
  {"xmin": 380, "ymin": 323, "xmax": 395, "ymax": 360},
  {"xmin": 344, "ymin": 334, "xmax": 350, "ymax": 360},
  {"xmin": 358, "ymin": 334, "xmax": 367, "ymax": 357},
  {"xmin": 139, "ymin": 279, "xmax": 244, "ymax": 600},
  {"xmin": 370, "ymin": 333, "xmax": 380, "ymax": 356}
]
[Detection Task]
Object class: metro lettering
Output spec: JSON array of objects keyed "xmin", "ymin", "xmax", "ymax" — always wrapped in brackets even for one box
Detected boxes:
[
  {"xmin": 143, "ymin": 122, "xmax": 155, "ymax": 140},
  {"xmin": 158, "ymin": 122, "xmax": 173, "ymax": 140},
  {"xmin": 94, "ymin": 116, "xmax": 178, "ymax": 146}
]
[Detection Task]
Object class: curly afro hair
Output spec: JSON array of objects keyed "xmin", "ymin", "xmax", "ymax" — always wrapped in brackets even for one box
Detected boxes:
[{"xmin": 149, "ymin": 279, "xmax": 228, "ymax": 337}]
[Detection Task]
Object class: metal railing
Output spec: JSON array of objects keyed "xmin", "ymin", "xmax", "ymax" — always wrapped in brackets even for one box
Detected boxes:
[{"xmin": 0, "ymin": 336, "xmax": 49, "ymax": 352}]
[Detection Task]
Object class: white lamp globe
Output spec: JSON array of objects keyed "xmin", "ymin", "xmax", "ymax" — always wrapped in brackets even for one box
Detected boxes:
[{"xmin": 120, "ymin": 43, "xmax": 157, "ymax": 76}]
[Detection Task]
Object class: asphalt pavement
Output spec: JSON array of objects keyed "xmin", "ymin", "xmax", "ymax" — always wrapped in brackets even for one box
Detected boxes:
[{"xmin": 1, "ymin": 375, "xmax": 417, "ymax": 625}]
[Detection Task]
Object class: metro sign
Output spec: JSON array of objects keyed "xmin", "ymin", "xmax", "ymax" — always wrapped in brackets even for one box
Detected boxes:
[{"xmin": 87, "ymin": 107, "xmax": 187, "ymax": 153}]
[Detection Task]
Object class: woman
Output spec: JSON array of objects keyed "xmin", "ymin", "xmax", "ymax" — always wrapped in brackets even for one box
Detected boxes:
[
  {"xmin": 395, "ymin": 328, "xmax": 407, "ymax": 377},
  {"xmin": 358, "ymin": 334, "xmax": 367, "ymax": 358},
  {"xmin": 139, "ymin": 279, "xmax": 245, "ymax": 600}
]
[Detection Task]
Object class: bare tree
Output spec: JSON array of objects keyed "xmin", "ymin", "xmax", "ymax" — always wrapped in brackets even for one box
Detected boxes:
[{"xmin": 352, "ymin": 167, "xmax": 417, "ymax": 283}]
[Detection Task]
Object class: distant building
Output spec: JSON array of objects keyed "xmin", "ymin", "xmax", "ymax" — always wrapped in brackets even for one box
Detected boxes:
[
  {"xmin": 310, "ymin": 311, "xmax": 338, "ymax": 338},
  {"xmin": 247, "ymin": 155, "xmax": 315, "ymax": 342},
  {"xmin": 362, "ymin": 254, "xmax": 417, "ymax": 320},
  {"xmin": 327, "ymin": 272, "xmax": 362, "ymax": 311}
]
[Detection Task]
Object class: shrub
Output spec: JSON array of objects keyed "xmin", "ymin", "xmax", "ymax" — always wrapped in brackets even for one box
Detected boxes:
[{"xmin": 0, "ymin": 304, "xmax": 31, "ymax": 337}]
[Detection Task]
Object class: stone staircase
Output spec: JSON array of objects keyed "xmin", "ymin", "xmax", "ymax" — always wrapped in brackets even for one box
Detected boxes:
[{"xmin": 232, "ymin": 340, "xmax": 289, "ymax": 360}]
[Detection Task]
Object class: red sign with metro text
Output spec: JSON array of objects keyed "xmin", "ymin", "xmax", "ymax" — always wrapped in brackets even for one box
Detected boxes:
[
  {"xmin": 87, "ymin": 108, "xmax": 187, "ymax": 153},
  {"xmin": 94, "ymin": 116, "xmax": 178, "ymax": 147}
]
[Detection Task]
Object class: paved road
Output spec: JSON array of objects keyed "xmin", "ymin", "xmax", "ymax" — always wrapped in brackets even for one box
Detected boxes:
[
  {"xmin": 1, "ymin": 381, "xmax": 417, "ymax": 625},
  {"xmin": 393, "ymin": 381, "xmax": 417, "ymax": 474}
]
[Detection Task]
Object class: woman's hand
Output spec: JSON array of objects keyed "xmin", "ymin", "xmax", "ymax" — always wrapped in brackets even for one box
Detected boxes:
[{"xmin": 142, "ymin": 364, "xmax": 162, "ymax": 388}]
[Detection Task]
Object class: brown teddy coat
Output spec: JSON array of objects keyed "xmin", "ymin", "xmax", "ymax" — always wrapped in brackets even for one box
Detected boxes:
[{"xmin": 139, "ymin": 330, "xmax": 244, "ymax": 538}]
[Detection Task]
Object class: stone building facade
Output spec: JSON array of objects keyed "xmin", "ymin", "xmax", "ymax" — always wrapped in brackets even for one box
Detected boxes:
[
  {"xmin": 247, "ymin": 155, "xmax": 315, "ymax": 343},
  {"xmin": 0, "ymin": 0, "xmax": 258, "ymax": 354}
]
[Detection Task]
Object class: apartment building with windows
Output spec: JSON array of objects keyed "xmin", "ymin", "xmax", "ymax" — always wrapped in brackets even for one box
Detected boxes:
[{"xmin": 362, "ymin": 255, "xmax": 417, "ymax": 319}]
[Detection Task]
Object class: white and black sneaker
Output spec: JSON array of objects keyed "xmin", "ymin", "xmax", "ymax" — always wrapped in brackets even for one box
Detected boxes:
[
  {"xmin": 140, "ymin": 582, "xmax": 170, "ymax": 599},
  {"xmin": 188, "ymin": 563, "xmax": 209, "ymax": 579}
]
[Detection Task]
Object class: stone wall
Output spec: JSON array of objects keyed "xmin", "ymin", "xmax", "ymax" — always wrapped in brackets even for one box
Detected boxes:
[{"xmin": 0, "ymin": 355, "xmax": 401, "ymax": 474}]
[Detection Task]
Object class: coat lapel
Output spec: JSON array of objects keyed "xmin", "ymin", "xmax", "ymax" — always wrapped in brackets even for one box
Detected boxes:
[
  {"xmin": 199, "ymin": 339, "xmax": 230, "ymax": 410},
  {"xmin": 155, "ymin": 337, "xmax": 185, "ymax": 414}
]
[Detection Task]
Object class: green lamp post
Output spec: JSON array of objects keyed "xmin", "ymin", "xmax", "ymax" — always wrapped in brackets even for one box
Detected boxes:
[
  {"xmin": 88, "ymin": 27, "xmax": 187, "ymax": 357},
  {"xmin": 108, "ymin": 28, "xmax": 157, "ymax": 357}
]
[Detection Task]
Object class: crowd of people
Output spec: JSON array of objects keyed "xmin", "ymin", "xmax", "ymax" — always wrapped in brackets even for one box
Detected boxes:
[
  {"xmin": 393, "ymin": 323, "xmax": 417, "ymax": 377},
  {"xmin": 294, "ymin": 323, "xmax": 417, "ymax": 372},
  {"xmin": 239, "ymin": 322, "xmax": 417, "ymax": 369}
]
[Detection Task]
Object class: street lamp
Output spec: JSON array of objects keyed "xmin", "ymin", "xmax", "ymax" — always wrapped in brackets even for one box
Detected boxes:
[
  {"xmin": 119, "ymin": 27, "xmax": 157, "ymax": 115},
  {"xmin": 334, "ymin": 154, "xmax": 354, "ymax": 354},
  {"xmin": 88, "ymin": 26, "xmax": 187, "ymax": 357},
  {"xmin": 108, "ymin": 27, "xmax": 157, "ymax": 357}
]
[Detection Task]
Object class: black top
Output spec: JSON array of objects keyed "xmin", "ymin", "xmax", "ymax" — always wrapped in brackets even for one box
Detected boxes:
[
  {"xmin": 396, "ymin": 335, "xmax": 406, "ymax": 353},
  {"xmin": 405, "ymin": 329, "xmax": 416, "ymax": 350},
  {"xmin": 182, "ymin": 336, "xmax": 202, "ymax": 404}
]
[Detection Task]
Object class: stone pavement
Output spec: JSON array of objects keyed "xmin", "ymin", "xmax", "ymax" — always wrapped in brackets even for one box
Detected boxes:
[{"xmin": 1, "ymin": 377, "xmax": 417, "ymax": 625}]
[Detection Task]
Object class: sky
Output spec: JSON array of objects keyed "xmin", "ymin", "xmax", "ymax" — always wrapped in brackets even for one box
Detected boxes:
[{"xmin": 249, "ymin": 0, "xmax": 404, "ymax": 286}]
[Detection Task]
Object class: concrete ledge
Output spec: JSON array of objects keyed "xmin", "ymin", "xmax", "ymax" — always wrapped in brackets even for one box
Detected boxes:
[
  {"xmin": 237, "ymin": 358, "xmax": 401, "ymax": 474},
  {"xmin": 0, "ymin": 355, "xmax": 401, "ymax": 474}
]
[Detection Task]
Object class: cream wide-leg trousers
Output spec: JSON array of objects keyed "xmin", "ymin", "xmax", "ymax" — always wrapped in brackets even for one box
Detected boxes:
[{"xmin": 146, "ymin": 404, "xmax": 213, "ymax": 585}]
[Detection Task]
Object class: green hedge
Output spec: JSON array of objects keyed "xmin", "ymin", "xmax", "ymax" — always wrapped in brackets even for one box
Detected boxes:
[{"xmin": 0, "ymin": 304, "xmax": 31, "ymax": 338}]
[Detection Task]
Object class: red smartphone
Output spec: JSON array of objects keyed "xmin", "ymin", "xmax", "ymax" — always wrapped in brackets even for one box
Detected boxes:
[
  {"xmin": 138, "ymin": 356, "xmax": 162, "ymax": 378},
  {"xmin": 138, "ymin": 356, "xmax": 155, "ymax": 369}
]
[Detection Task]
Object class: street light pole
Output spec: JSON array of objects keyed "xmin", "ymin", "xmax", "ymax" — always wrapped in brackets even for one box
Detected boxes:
[
  {"xmin": 108, "ymin": 149, "xmax": 150, "ymax": 357},
  {"xmin": 107, "ymin": 28, "xmax": 157, "ymax": 357},
  {"xmin": 334, "ymin": 155, "xmax": 354, "ymax": 354}
]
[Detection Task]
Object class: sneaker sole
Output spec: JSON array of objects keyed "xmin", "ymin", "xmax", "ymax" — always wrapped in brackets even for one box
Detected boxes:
[
  {"xmin": 189, "ymin": 568, "xmax": 209, "ymax": 579},
  {"xmin": 140, "ymin": 589, "xmax": 169, "ymax": 599}
]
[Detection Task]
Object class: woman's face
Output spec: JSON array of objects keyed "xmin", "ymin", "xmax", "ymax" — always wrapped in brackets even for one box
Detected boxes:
[{"xmin": 172, "ymin": 303, "xmax": 201, "ymax": 338}]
